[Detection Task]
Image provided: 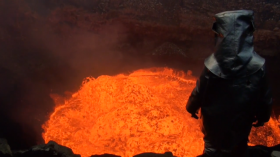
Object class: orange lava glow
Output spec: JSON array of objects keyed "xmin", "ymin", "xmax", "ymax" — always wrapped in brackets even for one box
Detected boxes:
[{"xmin": 43, "ymin": 68, "xmax": 280, "ymax": 157}]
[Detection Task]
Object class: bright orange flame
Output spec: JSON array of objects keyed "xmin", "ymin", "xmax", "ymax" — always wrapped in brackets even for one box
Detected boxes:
[{"xmin": 42, "ymin": 68, "xmax": 280, "ymax": 157}]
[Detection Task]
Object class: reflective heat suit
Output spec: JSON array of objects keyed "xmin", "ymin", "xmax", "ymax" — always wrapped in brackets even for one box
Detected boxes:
[{"xmin": 186, "ymin": 10, "xmax": 273, "ymax": 157}]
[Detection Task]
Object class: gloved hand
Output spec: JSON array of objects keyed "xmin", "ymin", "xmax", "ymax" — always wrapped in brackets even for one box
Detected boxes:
[{"xmin": 191, "ymin": 113, "xmax": 199, "ymax": 119}]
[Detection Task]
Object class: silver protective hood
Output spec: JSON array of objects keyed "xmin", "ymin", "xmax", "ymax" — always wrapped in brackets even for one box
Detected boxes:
[{"xmin": 204, "ymin": 10, "xmax": 265, "ymax": 79}]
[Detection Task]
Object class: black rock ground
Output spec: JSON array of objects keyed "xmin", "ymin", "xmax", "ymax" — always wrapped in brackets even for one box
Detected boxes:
[{"xmin": 0, "ymin": 139, "xmax": 280, "ymax": 157}]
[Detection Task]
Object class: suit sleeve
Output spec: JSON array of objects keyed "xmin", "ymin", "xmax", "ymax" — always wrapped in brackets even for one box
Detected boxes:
[
  {"xmin": 186, "ymin": 67, "xmax": 209, "ymax": 114},
  {"xmin": 256, "ymin": 66, "xmax": 273, "ymax": 123}
]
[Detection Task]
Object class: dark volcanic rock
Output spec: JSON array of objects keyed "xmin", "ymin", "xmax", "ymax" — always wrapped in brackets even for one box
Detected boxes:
[
  {"xmin": 152, "ymin": 42, "xmax": 186, "ymax": 57},
  {"xmin": 133, "ymin": 152, "xmax": 175, "ymax": 157},
  {"xmin": 13, "ymin": 141, "xmax": 80, "ymax": 157},
  {"xmin": 2, "ymin": 139, "xmax": 280, "ymax": 157},
  {"xmin": 90, "ymin": 154, "xmax": 121, "ymax": 157},
  {"xmin": 40, "ymin": 0, "xmax": 280, "ymax": 56},
  {"xmin": 1, "ymin": 0, "xmax": 279, "ymax": 57}
]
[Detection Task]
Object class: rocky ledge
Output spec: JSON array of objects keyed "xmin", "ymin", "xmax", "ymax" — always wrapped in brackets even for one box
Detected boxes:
[{"xmin": 0, "ymin": 139, "xmax": 279, "ymax": 157}]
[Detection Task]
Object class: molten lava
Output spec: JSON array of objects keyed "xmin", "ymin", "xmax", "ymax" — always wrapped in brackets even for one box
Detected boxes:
[{"xmin": 43, "ymin": 68, "xmax": 280, "ymax": 157}]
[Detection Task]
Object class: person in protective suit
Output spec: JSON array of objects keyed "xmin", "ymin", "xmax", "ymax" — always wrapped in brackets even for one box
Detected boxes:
[{"xmin": 186, "ymin": 10, "xmax": 273, "ymax": 157}]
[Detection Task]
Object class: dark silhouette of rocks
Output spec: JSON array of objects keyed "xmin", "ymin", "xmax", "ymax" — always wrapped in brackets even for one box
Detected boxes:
[
  {"xmin": 90, "ymin": 154, "xmax": 121, "ymax": 157},
  {"xmin": 133, "ymin": 152, "xmax": 175, "ymax": 157},
  {"xmin": 12, "ymin": 141, "xmax": 80, "ymax": 157},
  {"xmin": 0, "ymin": 137, "xmax": 278, "ymax": 157}
]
